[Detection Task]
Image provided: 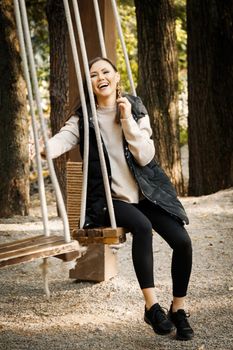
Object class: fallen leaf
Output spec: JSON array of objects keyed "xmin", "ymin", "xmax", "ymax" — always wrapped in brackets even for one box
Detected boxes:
[{"xmin": 198, "ymin": 345, "xmax": 205, "ymax": 350}]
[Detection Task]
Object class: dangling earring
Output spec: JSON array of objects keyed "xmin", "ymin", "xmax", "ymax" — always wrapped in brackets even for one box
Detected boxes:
[
  {"xmin": 116, "ymin": 82, "xmax": 122, "ymax": 99},
  {"xmin": 94, "ymin": 95, "xmax": 99, "ymax": 109},
  {"xmin": 116, "ymin": 82, "xmax": 122, "ymax": 123}
]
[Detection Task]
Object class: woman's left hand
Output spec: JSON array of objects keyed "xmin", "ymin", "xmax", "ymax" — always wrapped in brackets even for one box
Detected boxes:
[{"xmin": 116, "ymin": 97, "xmax": 132, "ymax": 119}]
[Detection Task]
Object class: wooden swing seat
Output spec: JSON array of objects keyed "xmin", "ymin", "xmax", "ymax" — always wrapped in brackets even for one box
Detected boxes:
[
  {"xmin": 72, "ymin": 226, "xmax": 127, "ymax": 245},
  {"xmin": 66, "ymin": 161, "xmax": 128, "ymax": 245},
  {"xmin": 0, "ymin": 235, "xmax": 80, "ymax": 268}
]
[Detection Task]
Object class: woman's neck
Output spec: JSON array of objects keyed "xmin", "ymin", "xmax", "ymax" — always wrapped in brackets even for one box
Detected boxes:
[{"xmin": 97, "ymin": 95, "xmax": 116, "ymax": 108}]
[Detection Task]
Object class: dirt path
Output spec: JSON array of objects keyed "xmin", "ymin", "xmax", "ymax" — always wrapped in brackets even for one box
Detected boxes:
[{"xmin": 0, "ymin": 188, "xmax": 232, "ymax": 350}]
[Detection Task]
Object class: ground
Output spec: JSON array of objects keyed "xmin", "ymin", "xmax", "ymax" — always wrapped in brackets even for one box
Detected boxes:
[{"xmin": 0, "ymin": 183, "xmax": 232, "ymax": 350}]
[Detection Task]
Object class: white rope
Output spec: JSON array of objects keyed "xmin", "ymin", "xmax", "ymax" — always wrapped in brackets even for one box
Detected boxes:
[
  {"xmin": 93, "ymin": 0, "xmax": 107, "ymax": 57},
  {"xmin": 62, "ymin": 0, "xmax": 89, "ymax": 229},
  {"xmin": 18, "ymin": 0, "xmax": 71, "ymax": 243},
  {"xmin": 71, "ymin": 0, "xmax": 117, "ymax": 228},
  {"xmin": 40, "ymin": 257, "xmax": 50, "ymax": 300},
  {"xmin": 110, "ymin": 0, "xmax": 137, "ymax": 96},
  {"xmin": 13, "ymin": 0, "xmax": 49, "ymax": 236}
]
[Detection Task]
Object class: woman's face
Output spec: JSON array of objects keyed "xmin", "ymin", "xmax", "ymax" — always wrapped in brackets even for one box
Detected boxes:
[{"xmin": 90, "ymin": 60, "xmax": 120, "ymax": 104}]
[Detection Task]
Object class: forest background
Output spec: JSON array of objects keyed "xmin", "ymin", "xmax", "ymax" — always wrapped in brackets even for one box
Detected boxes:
[{"xmin": 0, "ymin": 0, "xmax": 232, "ymax": 217}]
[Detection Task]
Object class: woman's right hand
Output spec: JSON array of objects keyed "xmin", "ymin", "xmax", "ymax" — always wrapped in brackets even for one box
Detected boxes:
[
  {"xmin": 29, "ymin": 139, "xmax": 46, "ymax": 160},
  {"xmin": 116, "ymin": 96, "xmax": 132, "ymax": 120}
]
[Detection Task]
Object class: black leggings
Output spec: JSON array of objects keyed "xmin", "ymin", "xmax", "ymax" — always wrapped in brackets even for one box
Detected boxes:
[{"xmin": 108, "ymin": 199, "xmax": 192, "ymax": 297}]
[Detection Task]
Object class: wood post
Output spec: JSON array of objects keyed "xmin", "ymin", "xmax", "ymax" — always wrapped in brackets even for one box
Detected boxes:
[{"xmin": 69, "ymin": 243, "xmax": 118, "ymax": 282}]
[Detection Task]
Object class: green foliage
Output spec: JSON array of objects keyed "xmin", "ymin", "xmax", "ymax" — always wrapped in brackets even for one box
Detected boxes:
[
  {"xmin": 26, "ymin": 0, "xmax": 49, "ymax": 84},
  {"xmin": 176, "ymin": 17, "xmax": 187, "ymax": 72},
  {"xmin": 174, "ymin": 0, "xmax": 187, "ymax": 28},
  {"xmin": 174, "ymin": 0, "xmax": 187, "ymax": 93},
  {"xmin": 174, "ymin": 0, "xmax": 188, "ymax": 144},
  {"xmin": 116, "ymin": 1, "xmax": 138, "ymax": 92},
  {"xmin": 25, "ymin": 0, "xmax": 49, "ymax": 114},
  {"xmin": 179, "ymin": 126, "xmax": 188, "ymax": 146},
  {"xmin": 118, "ymin": 0, "xmax": 134, "ymax": 5}
]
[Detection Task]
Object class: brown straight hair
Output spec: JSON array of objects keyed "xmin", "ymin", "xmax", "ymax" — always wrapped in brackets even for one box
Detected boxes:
[{"xmin": 88, "ymin": 57, "xmax": 118, "ymax": 72}]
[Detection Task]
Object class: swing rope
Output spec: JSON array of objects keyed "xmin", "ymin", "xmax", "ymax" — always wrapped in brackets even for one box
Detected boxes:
[
  {"xmin": 93, "ymin": 0, "xmax": 107, "ymax": 58},
  {"xmin": 72, "ymin": 0, "xmax": 117, "ymax": 229},
  {"xmin": 14, "ymin": 0, "xmax": 52, "ymax": 299},
  {"xmin": 18, "ymin": 0, "xmax": 71, "ymax": 243},
  {"xmin": 110, "ymin": 0, "xmax": 137, "ymax": 96},
  {"xmin": 13, "ymin": 0, "xmax": 49, "ymax": 236},
  {"xmin": 62, "ymin": 0, "xmax": 90, "ymax": 229}
]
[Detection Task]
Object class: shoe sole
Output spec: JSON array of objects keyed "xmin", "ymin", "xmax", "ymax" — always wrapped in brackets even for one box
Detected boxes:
[
  {"xmin": 144, "ymin": 316, "xmax": 175, "ymax": 336},
  {"xmin": 176, "ymin": 333, "xmax": 194, "ymax": 341},
  {"xmin": 167, "ymin": 313, "xmax": 194, "ymax": 341}
]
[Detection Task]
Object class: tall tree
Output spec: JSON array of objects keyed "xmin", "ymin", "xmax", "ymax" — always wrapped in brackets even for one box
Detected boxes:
[
  {"xmin": 135, "ymin": 0, "xmax": 184, "ymax": 195},
  {"xmin": 187, "ymin": 0, "xmax": 233, "ymax": 195},
  {"xmin": 46, "ymin": 0, "xmax": 69, "ymax": 201},
  {"xmin": 0, "ymin": 0, "xmax": 29, "ymax": 217}
]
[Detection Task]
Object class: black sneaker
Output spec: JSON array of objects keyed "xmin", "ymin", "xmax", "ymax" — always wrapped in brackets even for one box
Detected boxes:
[
  {"xmin": 144, "ymin": 303, "xmax": 175, "ymax": 335},
  {"xmin": 168, "ymin": 304, "xmax": 194, "ymax": 341}
]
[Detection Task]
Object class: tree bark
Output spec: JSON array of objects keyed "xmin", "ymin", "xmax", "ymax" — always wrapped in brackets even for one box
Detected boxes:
[
  {"xmin": 0, "ymin": 0, "xmax": 29, "ymax": 217},
  {"xmin": 46, "ymin": 0, "xmax": 69, "ymax": 202},
  {"xmin": 187, "ymin": 0, "xmax": 233, "ymax": 195},
  {"xmin": 135, "ymin": 0, "xmax": 184, "ymax": 195}
]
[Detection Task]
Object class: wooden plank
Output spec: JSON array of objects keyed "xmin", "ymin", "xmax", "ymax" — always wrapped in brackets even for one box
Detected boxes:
[
  {"xmin": 66, "ymin": 178, "xmax": 82, "ymax": 182},
  {"xmin": 55, "ymin": 250, "xmax": 81, "ymax": 262},
  {"xmin": 74, "ymin": 227, "xmax": 127, "ymax": 238},
  {"xmin": 73, "ymin": 234, "xmax": 126, "ymax": 245},
  {"xmin": 0, "ymin": 238, "xmax": 67, "ymax": 260},
  {"xmin": 66, "ymin": 161, "xmax": 83, "ymax": 233},
  {"xmin": 77, "ymin": 237, "xmax": 125, "ymax": 245},
  {"xmin": 67, "ymin": 207, "xmax": 81, "ymax": 210},
  {"xmin": 102, "ymin": 227, "xmax": 127, "ymax": 238},
  {"xmin": 0, "ymin": 235, "xmax": 63, "ymax": 254},
  {"xmin": 0, "ymin": 236, "xmax": 79, "ymax": 260},
  {"xmin": 0, "ymin": 235, "xmax": 57, "ymax": 254},
  {"xmin": 0, "ymin": 241, "xmax": 79, "ymax": 268},
  {"xmin": 0, "ymin": 239, "xmax": 80, "ymax": 268}
]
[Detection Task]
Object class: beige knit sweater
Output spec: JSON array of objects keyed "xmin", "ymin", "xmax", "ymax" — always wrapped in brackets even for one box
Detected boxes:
[{"xmin": 48, "ymin": 105, "xmax": 155, "ymax": 203}]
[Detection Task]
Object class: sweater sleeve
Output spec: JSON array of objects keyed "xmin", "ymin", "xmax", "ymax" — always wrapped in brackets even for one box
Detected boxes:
[
  {"xmin": 48, "ymin": 115, "xmax": 79, "ymax": 159},
  {"xmin": 121, "ymin": 114, "xmax": 155, "ymax": 166}
]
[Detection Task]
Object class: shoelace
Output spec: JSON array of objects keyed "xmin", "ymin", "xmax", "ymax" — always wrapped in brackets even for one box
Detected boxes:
[
  {"xmin": 152, "ymin": 306, "xmax": 169, "ymax": 323},
  {"xmin": 175, "ymin": 310, "xmax": 191, "ymax": 329}
]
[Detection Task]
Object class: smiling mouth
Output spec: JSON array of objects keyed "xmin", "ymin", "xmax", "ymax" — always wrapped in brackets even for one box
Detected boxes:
[{"xmin": 98, "ymin": 83, "xmax": 109, "ymax": 89}]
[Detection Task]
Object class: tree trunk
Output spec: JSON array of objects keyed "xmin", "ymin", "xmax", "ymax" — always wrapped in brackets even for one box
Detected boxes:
[
  {"xmin": 135, "ymin": 0, "xmax": 184, "ymax": 195},
  {"xmin": 0, "ymin": 0, "xmax": 29, "ymax": 217},
  {"xmin": 46, "ymin": 0, "xmax": 69, "ymax": 202},
  {"xmin": 187, "ymin": 0, "xmax": 233, "ymax": 195}
]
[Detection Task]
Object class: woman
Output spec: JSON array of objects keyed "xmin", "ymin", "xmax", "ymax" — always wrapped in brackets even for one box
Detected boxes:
[{"xmin": 48, "ymin": 57, "xmax": 194, "ymax": 341}]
